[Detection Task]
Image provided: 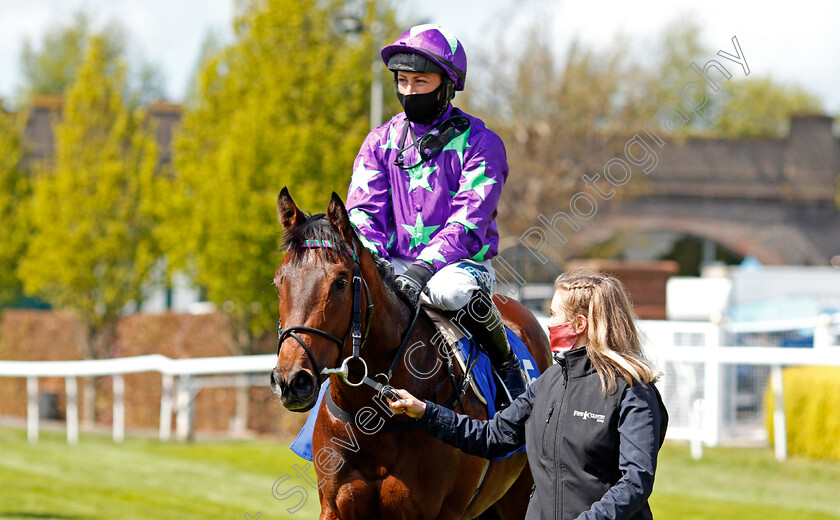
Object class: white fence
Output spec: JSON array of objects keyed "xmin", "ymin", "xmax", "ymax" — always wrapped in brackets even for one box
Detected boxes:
[
  {"xmin": 0, "ymin": 354, "xmax": 276, "ymax": 443},
  {"xmin": 638, "ymin": 314, "xmax": 840, "ymax": 460},
  {"xmin": 2, "ymin": 314, "xmax": 839, "ymax": 461}
]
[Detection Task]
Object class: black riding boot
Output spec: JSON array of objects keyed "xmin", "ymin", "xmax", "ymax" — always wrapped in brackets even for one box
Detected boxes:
[{"xmin": 455, "ymin": 290, "xmax": 528, "ymax": 401}]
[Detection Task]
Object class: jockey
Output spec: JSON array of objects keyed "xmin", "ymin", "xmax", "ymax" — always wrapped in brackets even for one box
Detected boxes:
[{"xmin": 345, "ymin": 25, "xmax": 527, "ymax": 399}]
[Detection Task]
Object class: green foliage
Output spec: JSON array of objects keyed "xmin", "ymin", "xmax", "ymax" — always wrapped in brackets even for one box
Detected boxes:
[
  {"xmin": 164, "ymin": 0, "xmax": 390, "ymax": 351},
  {"xmin": 17, "ymin": 36, "xmax": 162, "ymax": 357},
  {"xmin": 643, "ymin": 20, "xmax": 823, "ymax": 139},
  {"xmin": 712, "ymin": 78, "xmax": 823, "ymax": 138},
  {"xmin": 17, "ymin": 10, "xmax": 166, "ymax": 105},
  {"xmin": 0, "ymin": 108, "xmax": 28, "ymax": 306},
  {"xmin": 765, "ymin": 366, "xmax": 840, "ymax": 461},
  {"xmin": 19, "ymin": 12, "xmax": 125, "ymax": 99}
]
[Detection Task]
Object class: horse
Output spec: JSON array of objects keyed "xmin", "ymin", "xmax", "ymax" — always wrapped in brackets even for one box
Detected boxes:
[{"xmin": 270, "ymin": 187, "xmax": 552, "ymax": 520}]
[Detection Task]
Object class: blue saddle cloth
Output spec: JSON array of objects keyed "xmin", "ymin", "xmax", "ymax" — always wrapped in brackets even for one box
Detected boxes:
[{"xmin": 290, "ymin": 327, "xmax": 541, "ymax": 462}]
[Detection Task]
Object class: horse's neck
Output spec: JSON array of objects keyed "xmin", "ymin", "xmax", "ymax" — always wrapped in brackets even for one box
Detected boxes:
[{"xmin": 368, "ymin": 272, "xmax": 411, "ymax": 350}]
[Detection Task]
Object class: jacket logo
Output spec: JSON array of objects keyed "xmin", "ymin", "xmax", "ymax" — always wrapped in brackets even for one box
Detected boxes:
[{"xmin": 573, "ymin": 410, "xmax": 605, "ymax": 423}]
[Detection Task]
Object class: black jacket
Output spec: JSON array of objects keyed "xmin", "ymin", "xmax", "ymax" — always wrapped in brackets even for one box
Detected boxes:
[{"xmin": 419, "ymin": 346, "xmax": 668, "ymax": 520}]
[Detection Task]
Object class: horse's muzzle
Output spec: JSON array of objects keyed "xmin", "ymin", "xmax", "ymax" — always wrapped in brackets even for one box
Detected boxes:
[{"xmin": 271, "ymin": 367, "xmax": 318, "ymax": 412}]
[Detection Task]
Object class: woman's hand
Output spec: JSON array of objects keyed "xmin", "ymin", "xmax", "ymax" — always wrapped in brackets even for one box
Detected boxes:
[{"xmin": 388, "ymin": 388, "xmax": 426, "ymax": 419}]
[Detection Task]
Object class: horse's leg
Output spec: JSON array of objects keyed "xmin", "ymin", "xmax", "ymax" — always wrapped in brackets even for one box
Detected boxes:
[
  {"xmin": 461, "ymin": 452, "xmax": 527, "ymax": 519},
  {"xmin": 475, "ymin": 507, "xmax": 502, "ymax": 520},
  {"xmin": 485, "ymin": 464, "xmax": 535, "ymax": 520},
  {"xmin": 319, "ymin": 508, "xmax": 339, "ymax": 520}
]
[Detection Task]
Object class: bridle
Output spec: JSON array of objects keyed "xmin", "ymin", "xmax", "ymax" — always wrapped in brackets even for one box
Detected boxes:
[{"xmin": 276, "ymin": 238, "xmax": 421, "ymax": 401}]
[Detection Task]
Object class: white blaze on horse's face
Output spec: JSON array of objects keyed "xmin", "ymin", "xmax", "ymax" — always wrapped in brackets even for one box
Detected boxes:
[{"xmin": 271, "ymin": 251, "xmax": 354, "ymax": 412}]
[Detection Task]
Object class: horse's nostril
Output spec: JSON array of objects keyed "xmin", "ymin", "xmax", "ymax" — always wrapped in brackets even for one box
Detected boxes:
[
  {"xmin": 269, "ymin": 369, "xmax": 277, "ymax": 387},
  {"xmin": 292, "ymin": 370, "xmax": 314, "ymax": 396}
]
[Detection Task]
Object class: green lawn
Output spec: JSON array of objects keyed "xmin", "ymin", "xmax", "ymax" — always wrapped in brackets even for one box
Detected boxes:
[
  {"xmin": 1, "ymin": 426, "xmax": 838, "ymax": 519},
  {"xmin": 651, "ymin": 444, "xmax": 840, "ymax": 520}
]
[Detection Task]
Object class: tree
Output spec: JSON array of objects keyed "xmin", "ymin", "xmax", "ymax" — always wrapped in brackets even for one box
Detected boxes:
[
  {"xmin": 470, "ymin": 21, "xmax": 654, "ymax": 251},
  {"xmin": 0, "ymin": 106, "xmax": 28, "ymax": 306},
  {"xmin": 18, "ymin": 36, "xmax": 162, "ymax": 360},
  {"xmin": 182, "ymin": 29, "xmax": 225, "ymax": 107},
  {"xmin": 163, "ymin": 0, "xmax": 393, "ymax": 353},
  {"xmin": 468, "ymin": 16, "xmax": 827, "ymax": 269},
  {"xmin": 17, "ymin": 11, "xmax": 166, "ymax": 105},
  {"xmin": 643, "ymin": 18, "xmax": 823, "ymax": 138},
  {"xmin": 711, "ymin": 78, "xmax": 823, "ymax": 138}
]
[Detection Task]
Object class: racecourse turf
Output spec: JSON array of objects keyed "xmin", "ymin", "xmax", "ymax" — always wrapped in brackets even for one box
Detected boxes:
[{"xmin": 0, "ymin": 426, "xmax": 838, "ymax": 519}]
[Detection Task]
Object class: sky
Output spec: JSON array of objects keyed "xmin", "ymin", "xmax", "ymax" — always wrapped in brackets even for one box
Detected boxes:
[{"xmin": 0, "ymin": 0, "xmax": 838, "ymax": 113}]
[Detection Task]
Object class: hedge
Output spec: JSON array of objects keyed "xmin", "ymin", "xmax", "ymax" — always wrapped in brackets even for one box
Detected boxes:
[{"xmin": 765, "ymin": 366, "xmax": 840, "ymax": 461}]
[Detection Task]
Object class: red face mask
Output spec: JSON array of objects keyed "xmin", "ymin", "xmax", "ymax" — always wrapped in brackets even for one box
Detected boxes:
[{"xmin": 548, "ymin": 322, "xmax": 580, "ymax": 353}]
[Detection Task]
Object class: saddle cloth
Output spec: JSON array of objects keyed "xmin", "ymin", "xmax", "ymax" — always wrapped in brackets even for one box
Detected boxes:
[{"xmin": 290, "ymin": 310, "xmax": 541, "ymax": 462}]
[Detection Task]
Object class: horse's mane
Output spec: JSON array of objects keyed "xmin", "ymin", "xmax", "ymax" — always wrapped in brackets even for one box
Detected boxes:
[{"xmin": 281, "ymin": 213, "xmax": 397, "ymax": 289}]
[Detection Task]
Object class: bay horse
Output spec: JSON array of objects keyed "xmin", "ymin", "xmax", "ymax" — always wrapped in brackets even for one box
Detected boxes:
[{"xmin": 271, "ymin": 187, "xmax": 552, "ymax": 519}]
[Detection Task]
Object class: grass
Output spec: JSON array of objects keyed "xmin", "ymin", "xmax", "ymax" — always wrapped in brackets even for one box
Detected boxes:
[
  {"xmin": 0, "ymin": 426, "xmax": 321, "ymax": 520},
  {"xmin": 0, "ymin": 426, "xmax": 838, "ymax": 519},
  {"xmin": 651, "ymin": 443, "xmax": 840, "ymax": 520}
]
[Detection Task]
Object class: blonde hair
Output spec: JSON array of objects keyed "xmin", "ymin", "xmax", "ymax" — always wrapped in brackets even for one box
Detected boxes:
[{"xmin": 554, "ymin": 270, "xmax": 662, "ymax": 395}]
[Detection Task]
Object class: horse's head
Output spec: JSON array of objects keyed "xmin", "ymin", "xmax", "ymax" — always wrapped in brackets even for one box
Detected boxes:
[{"xmin": 270, "ymin": 187, "xmax": 369, "ymax": 412}]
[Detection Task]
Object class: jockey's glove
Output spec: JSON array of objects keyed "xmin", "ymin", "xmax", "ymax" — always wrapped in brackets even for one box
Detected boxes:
[
  {"xmin": 372, "ymin": 254, "xmax": 394, "ymax": 279},
  {"xmin": 394, "ymin": 264, "xmax": 434, "ymax": 306}
]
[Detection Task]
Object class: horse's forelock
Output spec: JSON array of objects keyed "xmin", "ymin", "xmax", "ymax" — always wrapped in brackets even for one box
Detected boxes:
[
  {"xmin": 281, "ymin": 213, "xmax": 353, "ymax": 262},
  {"xmin": 280, "ymin": 212, "xmax": 399, "ymax": 291}
]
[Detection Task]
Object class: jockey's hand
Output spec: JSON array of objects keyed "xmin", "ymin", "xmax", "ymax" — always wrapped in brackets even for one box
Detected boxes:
[
  {"xmin": 388, "ymin": 389, "xmax": 426, "ymax": 419},
  {"xmin": 372, "ymin": 255, "xmax": 394, "ymax": 278},
  {"xmin": 394, "ymin": 264, "xmax": 434, "ymax": 306}
]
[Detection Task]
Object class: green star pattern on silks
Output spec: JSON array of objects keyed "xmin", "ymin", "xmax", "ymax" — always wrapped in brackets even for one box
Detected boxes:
[
  {"xmin": 472, "ymin": 244, "xmax": 491, "ymax": 261},
  {"xmin": 386, "ymin": 231, "xmax": 396, "ymax": 249},
  {"xmin": 457, "ymin": 161, "xmax": 497, "ymax": 201},
  {"xmin": 407, "ymin": 164, "xmax": 437, "ymax": 192},
  {"xmin": 447, "ymin": 206, "xmax": 478, "ymax": 232},
  {"xmin": 380, "ymin": 124, "xmax": 401, "ymax": 150},
  {"xmin": 357, "ymin": 233, "xmax": 379, "ymax": 255},
  {"xmin": 402, "ymin": 214, "xmax": 440, "ymax": 250},
  {"xmin": 348, "ymin": 208, "xmax": 372, "ymax": 229},
  {"xmin": 441, "ymin": 126, "xmax": 471, "ymax": 166},
  {"xmin": 418, "ymin": 241, "xmax": 447, "ymax": 266},
  {"xmin": 350, "ymin": 160, "xmax": 380, "ymax": 195}
]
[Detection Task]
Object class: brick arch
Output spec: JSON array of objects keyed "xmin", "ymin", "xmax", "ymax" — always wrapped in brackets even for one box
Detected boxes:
[{"xmin": 561, "ymin": 214, "xmax": 790, "ymax": 265}]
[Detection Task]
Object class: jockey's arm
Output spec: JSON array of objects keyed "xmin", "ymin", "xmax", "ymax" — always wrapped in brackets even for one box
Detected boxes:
[{"xmin": 346, "ymin": 132, "xmax": 393, "ymax": 259}]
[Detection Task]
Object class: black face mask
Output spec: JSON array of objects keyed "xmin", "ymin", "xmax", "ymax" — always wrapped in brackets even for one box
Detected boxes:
[{"xmin": 397, "ymin": 82, "xmax": 446, "ymax": 124}]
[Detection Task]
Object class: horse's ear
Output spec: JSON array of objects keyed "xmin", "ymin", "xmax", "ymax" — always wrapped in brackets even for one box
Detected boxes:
[
  {"xmin": 277, "ymin": 187, "xmax": 305, "ymax": 231},
  {"xmin": 326, "ymin": 191, "xmax": 354, "ymax": 244}
]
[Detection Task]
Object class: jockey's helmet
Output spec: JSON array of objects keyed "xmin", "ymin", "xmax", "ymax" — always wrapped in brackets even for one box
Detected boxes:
[{"xmin": 381, "ymin": 25, "xmax": 467, "ymax": 91}]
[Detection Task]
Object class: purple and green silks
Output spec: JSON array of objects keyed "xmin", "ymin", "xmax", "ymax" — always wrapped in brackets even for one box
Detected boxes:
[{"xmin": 346, "ymin": 105, "xmax": 508, "ymax": 274}]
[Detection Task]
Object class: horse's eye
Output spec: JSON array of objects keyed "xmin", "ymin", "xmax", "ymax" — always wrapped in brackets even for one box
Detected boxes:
[{"xmin": 335, "ymin": 278, "xmax": 348, "ymax": 290}]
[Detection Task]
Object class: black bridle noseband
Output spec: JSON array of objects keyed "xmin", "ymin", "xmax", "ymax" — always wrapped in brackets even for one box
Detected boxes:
[{"xmin": 276, "ymin": 238, "xmax": 421, "ymax": 402}]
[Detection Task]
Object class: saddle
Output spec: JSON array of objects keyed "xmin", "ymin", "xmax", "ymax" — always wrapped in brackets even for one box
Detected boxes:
[{"xmin": 421, "ymin": 302, "xmax": 540, "ymax": 416}]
